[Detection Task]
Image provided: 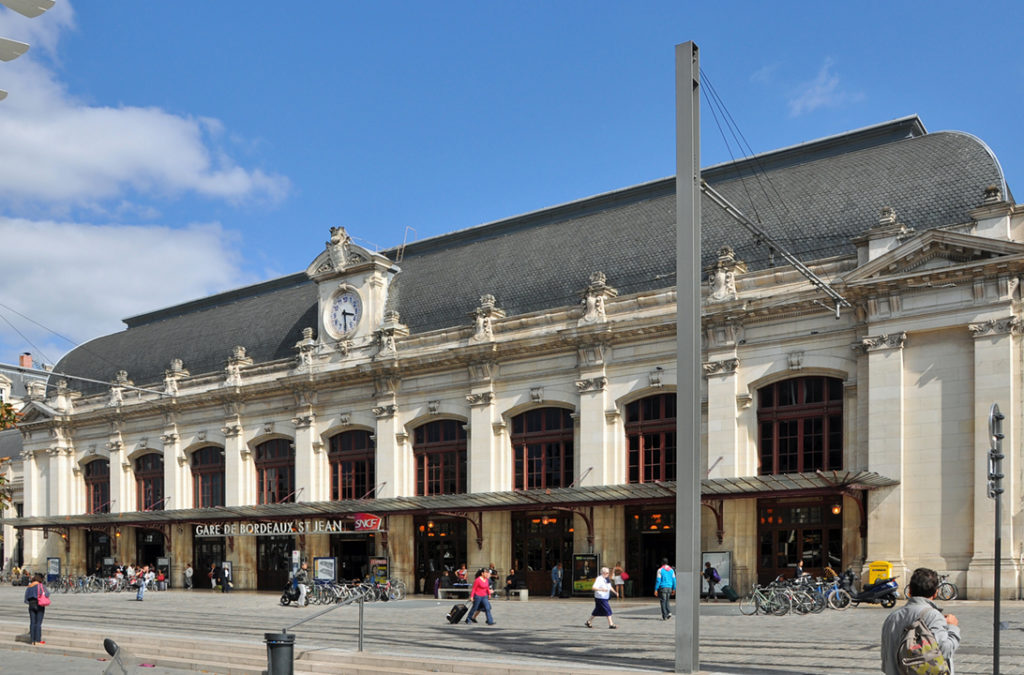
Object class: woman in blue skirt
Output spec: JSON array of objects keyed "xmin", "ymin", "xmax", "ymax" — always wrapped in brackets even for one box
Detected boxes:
[{"xmin": 585, "ymin": 567, "xmax": 618, "ymax": 629}]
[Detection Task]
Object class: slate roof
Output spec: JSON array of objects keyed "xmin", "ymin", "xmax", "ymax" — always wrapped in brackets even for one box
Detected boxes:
[{"xmin": 51, "ymin": 117, "xmax": 1007, "ymax": 395}]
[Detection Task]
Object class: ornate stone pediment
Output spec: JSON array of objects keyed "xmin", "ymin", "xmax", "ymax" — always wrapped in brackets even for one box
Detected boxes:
[
  {"xmin": 305, "ymin": 226, "xmax": 392, "ymax": 282},
  {"xmin": 843, "ymin": 230, "xmax": 1024, "ymax": 287}
]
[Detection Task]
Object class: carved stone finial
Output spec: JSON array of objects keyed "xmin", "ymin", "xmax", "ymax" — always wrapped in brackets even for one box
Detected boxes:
[
  {"xmin": 470, "ymin": 294, "xmax": 505, "ymax": 343},
  {"xmin": 294, "ymin": 327, "xmax": 318, "ymax": 368},
  {"xmin": 113, "ymin": 370, "xmax": 131, "ymax": 386},
  {"xmin": 878, "ymin": 206, "xmax": 897, "ymax": 227},
  {"xmin": 983, "ymin": 185, "xmax": 1002, "ymax": 205},
  {"xmin": 706, "ymin": 246, "xmax": 746, "ymax": 304},
  {"xmin": 579, "ymin": 272, "xmax": 618, "ymax": 325}
]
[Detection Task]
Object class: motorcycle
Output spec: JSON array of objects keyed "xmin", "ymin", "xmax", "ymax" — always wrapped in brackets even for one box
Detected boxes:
[
  {"xmin": 845, "ymin": 573, "xmax": 899, "ymax": 608},
  {"xmin": 279, "ymin": 581, "xmax": 302, "ymax": 607}
]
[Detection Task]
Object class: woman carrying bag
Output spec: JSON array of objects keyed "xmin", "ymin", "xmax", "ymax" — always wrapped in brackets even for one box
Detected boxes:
[{"xmin": 25, "ymin": 573, "xmax": 50, "ymax": 646}]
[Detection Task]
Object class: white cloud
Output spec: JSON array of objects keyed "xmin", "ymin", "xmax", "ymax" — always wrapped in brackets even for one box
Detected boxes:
[
  {"xmin": 0, "ymin": 3, "xmax": 289, "ymax": 209},
  {"xmin": 788, "ymin": 58, "xmax": 864, "ymax": 117},
  {"xmin": 0, "ymin": 221, "xmax": 252, "ymax": 365}
]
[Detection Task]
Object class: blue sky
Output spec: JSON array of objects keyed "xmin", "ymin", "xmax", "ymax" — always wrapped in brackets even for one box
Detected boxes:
[{"xmin": 1, "ymin": 1, "xmax": 1022, "ymax": 372}]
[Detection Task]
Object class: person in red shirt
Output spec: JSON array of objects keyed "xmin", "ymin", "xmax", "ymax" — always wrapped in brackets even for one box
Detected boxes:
[{"xmin": 464, "ymin": 569, "xmax": 496, "ymax": 625}]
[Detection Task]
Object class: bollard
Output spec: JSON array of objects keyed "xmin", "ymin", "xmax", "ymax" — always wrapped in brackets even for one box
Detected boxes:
[{"xmin": 264, "ymin": 631, "xmax": 295, "ymax": 675}]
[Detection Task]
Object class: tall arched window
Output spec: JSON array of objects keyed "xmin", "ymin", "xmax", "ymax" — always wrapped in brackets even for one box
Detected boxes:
[
  {"xmin": 191, "ymin": 446, "xmax": 225, "ymax": 508},
  {"xmin": 134, "ymin": 453, "xmax": 165, "ymax": 511},
  {"xmin": 511, "ymin": 407, "xmax": 574, "ymax": 490},
  {"xmin": 255, "ymin": 439, "xmax": 296, "ymax": 504},
  {"xmin": 625, "ymin": 393, "xmax": 676, "ymax": 483},
  {"xmin": 329, "ymin": 430, "xmax": 375, "ymax": 501},
  {"xmin": 413, "ymin": 420, "xmax": 466, "ymax": 496},
  {"xmin": 84, "ymin": 459, "xmax": 110, "ymax": 514},
  {"xmin": 758, "ymin": 376, "xmax": 843, "ymax": 475}
]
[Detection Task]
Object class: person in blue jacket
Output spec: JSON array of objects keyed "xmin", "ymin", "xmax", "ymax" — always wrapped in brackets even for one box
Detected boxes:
[{"xmin": 654, "ymin": 558, "xmax": 676, "ymax": 620}]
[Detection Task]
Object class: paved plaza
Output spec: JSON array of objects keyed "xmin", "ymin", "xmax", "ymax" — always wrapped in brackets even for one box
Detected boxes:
[{"xmin": 0, "ymin": 585, "xmax": 1022, "ymax": 674}]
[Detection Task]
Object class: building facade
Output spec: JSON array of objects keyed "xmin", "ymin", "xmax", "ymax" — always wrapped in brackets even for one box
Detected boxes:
[{"xmin": 3, "ymin": 117, "xmax": 1021, "ymax": 598}]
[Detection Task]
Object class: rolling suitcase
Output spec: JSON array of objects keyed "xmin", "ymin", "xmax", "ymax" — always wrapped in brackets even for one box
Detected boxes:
[
  {"xmin": 721, "ymin": 584, "xmax": 739, "ymax": 602},
  {"xmin": 446, "ymin": 602, "xmax": 469, "ymax": 624}
]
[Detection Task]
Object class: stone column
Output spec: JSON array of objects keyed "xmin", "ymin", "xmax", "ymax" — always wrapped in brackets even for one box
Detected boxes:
[
  {"xmin": 292, "ymin": 410, "xmax": 317, "ymax": 503},
  {"xmin": 467, "ymin": 391, "xmax": 496, "ymax": 492},
  {"xmin": 222, "ymin": 419, "xmax": 248, "ymax": 507},
  {"xmin": 862, "ymin": 332, "xmax": 907, "ymax": 568},
  {"xmin": 47, "ymin": 445, "xmax": 72, "ymax": 516},
  {"xmin": 968, "ymin": 318, "xmax": 1020, "ymax": 598},
  {"xmin": 576, "ymin": 377, "xmax": 608, "ymax": 486},
  {"xmin": 374, "ymin": 403, "xmax": 405, "ymax": 498},
  {"xmin": 161, "ymin": 430, "xmax": 183, "ymax": 511},
  {"xmin": 703, "ymin": 358, "xmax": 739, "ymax": 479},
  {"xmin": 107, "ymin": 439, "xmax": 128, "ymax": 514}
]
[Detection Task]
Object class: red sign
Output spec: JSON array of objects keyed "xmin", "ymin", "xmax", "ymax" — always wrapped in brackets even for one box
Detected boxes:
[{"xmin": 354, "ymin": 513, "xmax": 382, "ymax": 531}]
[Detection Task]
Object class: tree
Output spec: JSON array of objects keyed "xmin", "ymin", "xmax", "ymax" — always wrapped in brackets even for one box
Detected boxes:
[{"xmin": 0, "ymin": 400, "xmax": 19, "ymax": 430}]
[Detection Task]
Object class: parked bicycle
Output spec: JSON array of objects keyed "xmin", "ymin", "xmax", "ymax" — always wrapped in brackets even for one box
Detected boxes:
[{"xmin": 902, "ymin": 572, "xmax": 957, "ymax": 600}]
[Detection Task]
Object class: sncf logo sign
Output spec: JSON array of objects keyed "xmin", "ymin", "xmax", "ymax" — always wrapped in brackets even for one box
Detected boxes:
[{"xmin": 354, "ymin": 513, "xmax": 382, "ymax": 531}]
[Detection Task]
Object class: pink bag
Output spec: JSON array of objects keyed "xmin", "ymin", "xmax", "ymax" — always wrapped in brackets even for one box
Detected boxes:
[{"xmin": 36, "ymin": 585, "xmax": 51, "ymax": 607}]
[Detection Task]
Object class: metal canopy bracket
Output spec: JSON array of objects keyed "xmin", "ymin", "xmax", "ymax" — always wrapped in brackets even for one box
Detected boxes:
[{"xmin": 436, "ymin": 511, "xmax": 483, "ymax": 550}]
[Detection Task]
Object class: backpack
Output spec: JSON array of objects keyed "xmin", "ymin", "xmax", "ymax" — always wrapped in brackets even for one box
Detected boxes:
[
  {"xmin": 897, "ymin": 607, "xmax": 950, "ymax": 675},
  {"xmin": 711, "ymin": 568, "xmax": 721, "ymax": 583}
]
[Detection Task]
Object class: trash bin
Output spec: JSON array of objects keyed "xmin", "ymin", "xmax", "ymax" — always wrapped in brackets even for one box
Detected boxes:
[
  {"xmin": 867, "ymin": 561, "xmax": 893, "ymax": 584},
  {"xmin": 264, "ymin": 632, "xmax": 295, "ymax": 675}
]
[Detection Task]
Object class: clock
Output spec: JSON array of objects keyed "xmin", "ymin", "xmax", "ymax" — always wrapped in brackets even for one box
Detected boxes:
[{"xmin": 328, "ymin": 290, "xmax": 362, "ymax": 337}]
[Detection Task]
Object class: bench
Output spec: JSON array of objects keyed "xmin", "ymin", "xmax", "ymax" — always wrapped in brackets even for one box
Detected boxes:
[
  {"xmin": 437, "ymin": 587, "xmax": 470, "ymax": 599},
  {"xmin": 506, "ymin": 588, "xmax": 529, "ymax": 601}
]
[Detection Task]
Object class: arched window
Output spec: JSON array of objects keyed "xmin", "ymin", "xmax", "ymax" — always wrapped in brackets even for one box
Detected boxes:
[
  {"xmin": 413, "ymin": 420, "xmax": 466, "ymax": 496},
  {"xmin": 329, "ymin": 430, "xmax": 375, "ymax": 500},
  {"xmin": 134, "ymin": 453, "xmax": 165, "ymax": 511},
  {"xmin": 84, "ymin": 459, "xmax": 110, "ymax": 514},
  {"xmin": 758, "ymin": 376, "xmax": 843, "ymax": 475},
  {"xmin": 255, "ymin": 439, "xmax": 296, "ymax": 504},
  {"xmin": 625, "ymin": 393, "xmax": 676, "ymax": 483},
  {"xmin": 511, "ymin": 407, "xmax": 574, "ymax": 490},
  {"xmin": 191, "ymin": 446, "xmax": 225, "ymax": 508}
]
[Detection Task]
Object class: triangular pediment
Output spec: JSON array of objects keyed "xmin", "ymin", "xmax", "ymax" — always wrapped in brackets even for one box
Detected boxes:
[
  {"xmin": 17, "ymin": 400, "xmax": 61, "ymax": 423},
  {"xmin": 842, "ymin": 230, "xmax": 1024, "ymax": 286},
  {"xmin": 305, "ymin": 226, "xmax": 392, "ymax": 282}
]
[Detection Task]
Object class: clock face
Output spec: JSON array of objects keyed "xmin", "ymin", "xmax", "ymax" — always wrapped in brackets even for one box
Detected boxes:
[{"xmin": 328, "ymin": 291, "xmax": 362, "ymax": 336}]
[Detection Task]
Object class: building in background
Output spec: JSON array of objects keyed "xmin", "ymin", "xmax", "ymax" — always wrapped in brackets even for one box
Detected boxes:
[{"xmin": 2, "ymin": 116, "xmax": 1020, "ymax": 598}]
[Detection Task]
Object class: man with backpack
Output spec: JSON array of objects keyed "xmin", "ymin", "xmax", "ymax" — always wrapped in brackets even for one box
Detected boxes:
[
  {"xmin": 880, "ymin": 567, "xmax": 960, "ymax": 674},
  {"xmin": 703, "ymin": 561, "xmax": 720, "ymax": 602}
]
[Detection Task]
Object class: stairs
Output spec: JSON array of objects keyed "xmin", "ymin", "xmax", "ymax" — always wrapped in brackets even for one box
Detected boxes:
[{"xmin": 0, "ymin": 619, "xmax": 646, "ymax": 675}]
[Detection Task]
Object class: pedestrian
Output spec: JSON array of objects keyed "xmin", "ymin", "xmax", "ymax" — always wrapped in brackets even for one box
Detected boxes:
[
  {"xmin": 487, "ymin": 562, "xmax": 498, "ymax": 589},
  {"xmin": 654, "ymin": 558, "xmax": 675, "ymax": 620},
  {"xmin": 24, "ymin": 573, "xmax": 49, "ymax": 645},
  {"xmin": 184, "ymin": 562, "xmax": 194, "ymax": 590},
  {"xmin": 294, "ymin": 561, "xmax": 310, "ymax": 607},
  {"xmin": 504, "ymin": 568, "xmax": 522, "ymax": 599},
  {"xmin": 465, "ymin": 569, "xmax": 496, "ymax": 625},
  {"xmin": 455, "ymin": 563, "xmax": 468, "ymax": 584},
  {"xmin": 703, "ymin": 562, "xmax": 720, "ymax": 602},
  {"xmin": 550, "ymin": 562, "xmax": 563, "ymax": 598},
  {"xmin": 880, "ymin": 567, "xmax": 960, "ymax": 675},
  {"xmin": 136, "ymin": 565, "xmax": 149, "ymax": 601},
  {"xmin": 584, "ymin": 567, "xmax": 618, "ymax": 629},
  {"xmin": 217, "ymin": 563, "xmax": 231, "ymax": 593},
  {"xmin": 612, "ymin": 561, "xmax": 626, "ymax": 600},
  {"xmin": 209, "ymin": 562, "xmax": 217, "ymax": 589},
  {"xmin": 794, "ymin": 560, "xmax": 806, "ymax": 578}
]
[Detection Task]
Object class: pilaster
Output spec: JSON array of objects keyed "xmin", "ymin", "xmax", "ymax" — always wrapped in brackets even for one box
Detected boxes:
[
  {"xmin": 292, "ymin": 390, "xmax": 318, "ymax": 503},
  {"xmin": 373, "ymin": 402, "xmax": 403, "ymax": 497},
  {"xmin": 967, "ymin": 317, "xmax": 1020, "ymax": 598},
  {"xmin": 222, "ymin": 404, "xmax": 248, "ymax": 506},
  {"xmin": 576, "ymin": 344, "xmax": 609, "ymax": 486},
  {"xmin": 703, "ymin": 357, "xmax": 740, "ymax": 479},
  {"xmin": 861, "ymin": 332, "xmax": 907, "ymax": 568}
]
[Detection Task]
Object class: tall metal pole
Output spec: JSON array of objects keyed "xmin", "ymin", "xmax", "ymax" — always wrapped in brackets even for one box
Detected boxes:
[
  {"xmin": 988, "ymin": 403, "xmax": 1004, "ymax": 675},
  {"xmin": 675, "ymin": 40, "xmax": 701, "ymax": 675}
]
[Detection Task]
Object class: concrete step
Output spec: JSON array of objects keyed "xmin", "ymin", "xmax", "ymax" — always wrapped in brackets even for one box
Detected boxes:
[{"xmin": 1, "ymin": 619, "xmax": 649, "ymax": 675}]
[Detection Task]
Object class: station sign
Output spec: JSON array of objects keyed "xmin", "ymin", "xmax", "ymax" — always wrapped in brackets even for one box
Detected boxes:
[{"xmin": 194, "ymin": 514, "xmax": 383, "ymax": 538}]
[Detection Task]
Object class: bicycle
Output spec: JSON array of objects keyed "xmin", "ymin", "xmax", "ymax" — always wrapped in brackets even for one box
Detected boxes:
[
  {"xmin": 739, "ymin": 582, "xmax": 791, "ymax": 616},
  {"xmin": 902, "ymin": 573, "xmax": 957, "ymax": 600}
]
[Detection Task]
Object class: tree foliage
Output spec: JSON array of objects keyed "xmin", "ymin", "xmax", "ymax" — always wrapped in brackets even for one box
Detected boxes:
[{"xmin": 0, "ymin": 401, "xmax": 19, "ymax": 430}]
